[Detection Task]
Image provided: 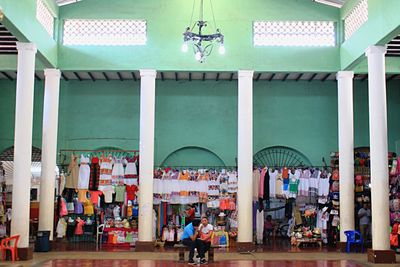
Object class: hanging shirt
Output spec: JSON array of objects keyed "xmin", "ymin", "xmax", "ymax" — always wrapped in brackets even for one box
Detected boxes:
[
  {"xmin": 74, "ymin": 198, "xmax": 83, "ymax": 214},
  {"xmin": 56, "ymin": 218, "xmax": 67, "ymax": 238},
  {"xmin": 75, "ymin": 219, "xmax": 85, "ymax": 235},
  {"xmin": 115, "ymin": 185, "xmax": 126, "ymax": 202},
  {"xmin": 126, "ymin": 185, "xmax": 139, "ymax": 200},
  {"xmin": 102, "ymin": 186, "xmax": 115, "ymax": 203},
  {"xmin": 77, "ymin": 189, "xmax": 88, "ymax": 203},
  {"xmin": 89, "ymin": 190, "xmax": 103, "ymax": 205},
  {"xmin": 83, "ymin": 200, "xmax": 94, "ymax": 215},
  {"xmin": 275, "ymin": 171, "xmax": 283, "ymax": 197}
]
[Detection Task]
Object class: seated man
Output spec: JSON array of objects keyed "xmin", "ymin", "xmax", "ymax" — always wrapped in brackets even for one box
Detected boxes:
[
  {"xmin": 181, "ymin": 219, "xmax": 205, "ymax": 265},
  {"xmin": 199, "ymin": 216, "xmax": 213, "ymax": 259}
]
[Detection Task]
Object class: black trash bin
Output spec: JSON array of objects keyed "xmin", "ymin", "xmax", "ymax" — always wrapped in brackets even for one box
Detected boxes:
[{"xmin": 35, "ymin": 230, "xmax": 51, "ymax": 252}]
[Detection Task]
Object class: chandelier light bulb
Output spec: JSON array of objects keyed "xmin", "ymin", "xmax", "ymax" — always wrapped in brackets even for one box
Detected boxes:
[
  {"xmin": 181, "ymin": 42, "xmax": 188, "ymax": 53},
  {"xmin": 195, "ymin": 51, "xmax": 202, "ymax": 61},
  {"xmin": 218, "ymin": 44, "xmax": 225, "ymax": 54}
]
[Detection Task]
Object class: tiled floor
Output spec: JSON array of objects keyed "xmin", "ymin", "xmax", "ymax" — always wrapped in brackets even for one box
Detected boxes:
[{"xmin": 35, "ymin": 259, "xmax": 364, "ymax": 267}]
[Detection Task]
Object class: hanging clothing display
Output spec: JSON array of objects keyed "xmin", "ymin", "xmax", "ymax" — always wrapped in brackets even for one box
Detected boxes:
[
  {"xmin": 99, "ymin": 155, "xmax": 113, "ymax": 190},
  {"xmin": 252, "ymin": 169, "xmax": 260, "ymax": 201},
  {"xmin": 78, "ymin": 154, "xmax": 90, "ymax": 189},
  {"xmin": 256, "ymin": 208, "xmax": 264, "ymax": 245},
  {"xmin": 112, "ymin": 157, "xmax": 125, "ymax": 185},
  {"xmin": 66, "ymin": 154, "xmax": 79, "ymax": 189}
]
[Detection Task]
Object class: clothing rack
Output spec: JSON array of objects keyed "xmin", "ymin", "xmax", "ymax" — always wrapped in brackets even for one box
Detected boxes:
[
  {"xmin": 155, "ymin": 165, "xmax": 237, "ymax": 170},
  {"xmin": 58, "ymin": 149, "xmax": 139, "ymax": 165}
]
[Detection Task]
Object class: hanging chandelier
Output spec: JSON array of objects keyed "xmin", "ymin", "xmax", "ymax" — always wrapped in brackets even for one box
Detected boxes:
[{"xmin": 181, "ymin": 0, "xmax": 225, "ymax": 63}]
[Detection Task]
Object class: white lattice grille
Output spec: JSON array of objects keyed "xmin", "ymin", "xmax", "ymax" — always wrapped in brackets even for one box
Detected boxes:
[
  {"xmin": 253, "ymin": 21, "xmax": 335, "ymax": 47},
  {"xmin": 63, "ymin": 19, "xmax": 147, "ymax": 46},
  {"xmin": 36, "ymin": 0, "xmax": 54, "ymax": 38},
  {"xmin": 344, "ymin": 0, "xmax": 368, "ymax": 40}
]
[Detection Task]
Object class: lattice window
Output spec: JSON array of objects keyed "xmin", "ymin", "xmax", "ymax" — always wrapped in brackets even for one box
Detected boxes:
[
  {"xmin": 253, "ymin": 21, "xmax": 335, "ymax": 47},
  {"xmin": 63, "ymin": 19, "xmax": 147, "ymax": 46},
  {"xmin": 36, "ymin": 0, "xmax": 55, "ymax": 38},
  {"xmin": 253, "ymin": 146, "xmax": 312, "ymax": 167},
  {"xmin": 344, "ymin": 0, "xmax": 368, "ymax": 40}
]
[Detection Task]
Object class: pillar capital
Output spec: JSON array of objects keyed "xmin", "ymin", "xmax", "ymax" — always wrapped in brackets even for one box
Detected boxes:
[
  {"xmin": 139, "ymin": 69, "xmax": 157, "ymax": 78},
  {"xmin": 44, "ymin": 69, "xmax": 61, "ymax": 78},
  {"xmin": 336, "ymin": 71, "xmax": 354, "ymax": 80},
  {"xmin": 365, "ymin": 45, "xmax": 386, "ymax": 57},
  {"xmin": 238, "ymin": 70, "xmax": 254, "ymax": 78},
  {"xmin": 16, "ymin": 42, "xmax": 37, "ymax": 53}
]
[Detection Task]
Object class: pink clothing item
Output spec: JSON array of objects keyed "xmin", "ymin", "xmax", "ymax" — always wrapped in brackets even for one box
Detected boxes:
[
  {"xmin": 59, "ymin": 198, "xmax": 68, "ymax": 216},
  {"xmin": 259, "ymin": 168, "xmax": 267, "ymax": 198},
  {"xmin": 75, "ymin": 219, "xmax": 85, "ymax": 235}
]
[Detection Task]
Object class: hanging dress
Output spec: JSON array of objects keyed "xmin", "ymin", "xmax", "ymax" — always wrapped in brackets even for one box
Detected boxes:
[
  {"xmin": 65, "ymin": 154, "xmax": 79, "ymax": 189},
  {"xmin": 78, "ymin": 154, "xmax": 90, "ymax": 189},
  {"xmin": 89, "ymin": 156, "xmax": 100, "ymax": 190},
  {"xmin": 124, "ymin": 156, "xmax": 138, "ymax": 186},
  {"xmin": 112, "ymin": 157, "xmax": 125, "ymax": 185},
  {"xmin": 98, "ymin": 154, "xmax": 113, "ymax": 191},
  {"xmin": 198, "ymin": 170, "xmax": 209, "ymax": 203}
]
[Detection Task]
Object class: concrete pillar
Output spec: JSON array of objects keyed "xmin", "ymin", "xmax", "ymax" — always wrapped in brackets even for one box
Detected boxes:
[
  {"xmin": 237, "ymin": 70, "xmax": 254, "ymax": 250},
  {"xmin": 365, "ymin": 45, "xmax": 395, "ymax": 263},
  {"xmin": 11, "ymin": 42, "xmax": 37, "ymax": 252},
  {"xmin": 336, "ymin": 71, "xmax": 355, "ymax": 247},
  {"xmin": 38, "ymin": 69, "xmax": 61, "ymax": 241},
  {"xmin": 136, "ymin": 69, "xmax": 157, "ymax": 251}
]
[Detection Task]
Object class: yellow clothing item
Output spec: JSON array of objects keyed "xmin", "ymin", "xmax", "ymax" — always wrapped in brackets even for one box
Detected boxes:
[
  {"xmin": 83, "ymin": 200, "xmax": 94, "ymax": 215},
  {"xmin": 78, "ymin": 189, "xmax": 88, "ymax": 203}
]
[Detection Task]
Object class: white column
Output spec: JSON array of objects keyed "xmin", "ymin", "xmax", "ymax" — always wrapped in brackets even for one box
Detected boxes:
[
  {"xmin": 365, "ymin": 45, "xmax": 390, "ymax": 251},
  {"xmin": 38, "ymin": 69, "xmax": 61, "ymax": 241},
  {"xmin": 336, "ymin": 71, "xmax": 355, "ymax": 242},
  {"xmin": 237, "ymin": 70, "xmax": 254, "ymax": 243},
  {"xmin": 138, "ymin": 69, "xmax": 157, "ymax": 242},
  {"xmin": 11, "ymin": 42, "xmax": 37, "ymax": 248}
]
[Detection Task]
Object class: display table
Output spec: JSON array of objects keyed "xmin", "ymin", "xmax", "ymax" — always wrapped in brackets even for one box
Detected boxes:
[
  {"xmin": 296, "ymin": 237, "xmax": 322, "ymax": 248},
  {"xmin": 103, "ymin": 227, "xmax": 138, "ymax": 247}
]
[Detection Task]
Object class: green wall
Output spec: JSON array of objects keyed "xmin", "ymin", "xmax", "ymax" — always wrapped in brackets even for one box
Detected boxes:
[
  {"xmin": 1, "ymin": 79, "xmax": 400, "ymax": 166},
  {"xmin": 57, "ymin": 0, "xmax": 340, "ymax": 72}
]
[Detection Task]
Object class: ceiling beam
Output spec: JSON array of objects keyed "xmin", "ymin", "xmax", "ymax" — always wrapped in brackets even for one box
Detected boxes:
[
  {"xmin": 61, "ymin": 72, "xmax": 69, "ymax": 81},
  {"xmin": 103, "ymin": 72, "xmax": 109, "ymax": 81},
  {"xmin": 282, "ymin": 73, "xmax": 289, "ymax": 81},
  {"xmin": 88, "ymin": 72, "xmax": 96, "ymax": 82},
  {"xmin": 321, "ymin": 73, "xmax": 330, "ymax": 82},
  {"xmin": 175, "ymin": 72, "xmax": 178, "ymax": 81},
  {"xmin": 268, "ymin": 73, "xmax": 275, "ymax": 82},
  {"xmin": 255, "ymin": 73, "xmax": 262, "ymax": 81},
  {"xmin": 73, "ymin": 72, "xmax": 82, "ymax": 81},
  {"xmin": 308, "ymin": 73, "xmax": 317, "ymax": 82},
  {"xmin": 160, "ymin": 72, "xmax": 164, "ymax": 81},
  {"xmin": 1, "ymin": 71, "xmax": 13, "ymax": 81},
  {"xmin": 202, "ymin": 72, "xmax": 206, "ymax": 81},
  {"xmin": 117, "ymin": 72, "xmax": 124, "ymax": 81},
  {"xmin": 189, "ymin": 72, "xmax": 192, "ymax": 81},
  {"xmin": 229, "ymin": 73, "xmax": 234, "ymax": 81},
  {"xmin": 295, "ymin": 73, "xmax": 303, "ymax": 82},
  {"xmin": 131, "ymin": 72, "xmax": 137, "ymax": 81},
  {"xmin": 216, "ymin": 73, "xmax": 220, "ymax": 81}
]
